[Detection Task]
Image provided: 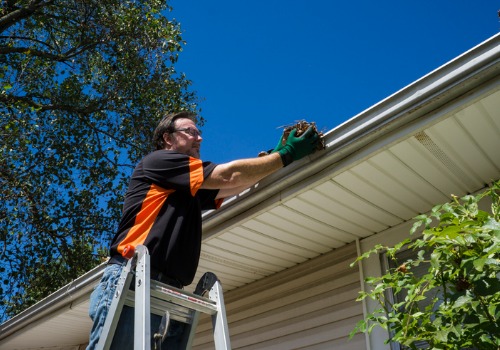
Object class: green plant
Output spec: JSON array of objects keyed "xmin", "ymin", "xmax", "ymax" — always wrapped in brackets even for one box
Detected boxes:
[{"xmin": 351, "ymin": 181, "xmax": 500, "ymax": 349}]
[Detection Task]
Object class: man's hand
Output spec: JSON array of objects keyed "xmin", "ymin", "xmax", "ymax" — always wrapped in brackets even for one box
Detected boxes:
[
  {"xmin": 271, "ymin": 132, "xmax": 287, "ymax": 153},
  {"xmin": 259, "ymin": 120, "xmax": 325, "ymax": 157},
  {"xmin": 277, "ymin": 126, "xmax": 320, "ymax": 166},
  {"xmin": 204, "ymin": 122, "xmax": 322, "ymax": 197}
]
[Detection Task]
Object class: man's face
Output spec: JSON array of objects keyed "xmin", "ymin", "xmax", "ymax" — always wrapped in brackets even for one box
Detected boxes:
[{"xmin": 164, "ymin": 118, "xmax": 202, "ymax": 158}]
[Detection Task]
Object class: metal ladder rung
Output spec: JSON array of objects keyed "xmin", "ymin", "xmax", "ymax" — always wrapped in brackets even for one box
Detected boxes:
[
  {"xmin": 151, "ymin": 282, "xmax": 218, "ymax": 315},
  {"xmin": 124, "ymin": 292, "xmax": 194, "ymax": 324}
]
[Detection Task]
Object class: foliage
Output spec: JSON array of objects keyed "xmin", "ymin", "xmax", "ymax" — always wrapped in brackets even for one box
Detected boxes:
[
  {"xmin": 351, "ymin": 182, "xmax": 500, "ymax": 349},
  {"xmin": 0, "ymin": 0, "xmax": 201, "ymax": 321}
]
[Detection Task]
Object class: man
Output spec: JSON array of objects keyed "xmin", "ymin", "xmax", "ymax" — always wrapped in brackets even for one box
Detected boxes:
[{"xmin": 87, "ymin": 111, "xmax": 320, "ymax": 349}]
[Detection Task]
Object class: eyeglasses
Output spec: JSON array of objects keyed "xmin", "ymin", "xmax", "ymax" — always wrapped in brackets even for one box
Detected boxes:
[{"xmin": 173, "ymin": 127, "xmax": 202, "ymax": 138}]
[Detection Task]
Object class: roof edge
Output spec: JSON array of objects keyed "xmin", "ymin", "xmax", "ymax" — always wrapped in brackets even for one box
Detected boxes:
[{"xmin": 0, "ymin": 263, "xmax": 106, "ymax": 342}]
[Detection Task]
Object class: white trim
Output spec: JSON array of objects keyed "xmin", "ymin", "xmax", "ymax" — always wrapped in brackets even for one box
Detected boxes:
[{"xmin": 356, "ymin": 238, "xmax": 372, "ymax": 350}]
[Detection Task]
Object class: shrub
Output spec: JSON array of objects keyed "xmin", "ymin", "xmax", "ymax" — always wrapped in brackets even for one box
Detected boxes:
[{"xmin": 351, "ymin": 181, "xmax": 500, "ymax": 349}]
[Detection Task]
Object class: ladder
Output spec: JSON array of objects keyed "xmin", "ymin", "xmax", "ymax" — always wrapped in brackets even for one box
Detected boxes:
[{"xmin": 96, "ymin": 245, "xmax": 231, "ymax": 350}]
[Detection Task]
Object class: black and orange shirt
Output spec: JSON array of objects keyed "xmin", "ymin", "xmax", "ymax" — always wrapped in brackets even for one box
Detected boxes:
[{"xmin": 109, "ymin": 150, "xmax": 222, "ymax": 286}]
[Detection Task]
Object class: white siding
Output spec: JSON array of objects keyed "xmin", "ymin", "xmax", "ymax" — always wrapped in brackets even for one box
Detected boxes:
[{"xmin": 193, "ymin": 243, "xmax": 364, "ymax": 349}]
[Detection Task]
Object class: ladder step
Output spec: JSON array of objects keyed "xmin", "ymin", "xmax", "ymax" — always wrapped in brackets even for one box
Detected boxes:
[
  {"xmin": 124, "ymin": 281, "xmax": 218, "ymax": 325},
  {"xmin": 151, "ymin": 282, "xmax": 218, "ymax": 315},
  {"xmin": 124, "ymin": 292, "xmax": 193, "ymax": 324}
]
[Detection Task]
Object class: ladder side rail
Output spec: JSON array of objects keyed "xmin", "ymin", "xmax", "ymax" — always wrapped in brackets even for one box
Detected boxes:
[
  {"xmin": 209, "ymin": 281, "xmax": 232, "ymax": 350},
  {"xmin": 180, "ymin": 310, "xmax": 201, "ymax": 350},
  {"xmin": 134, "ymin": 245, "xmax": 151, "ymax": 350},
  {"xmin": 95, "ymin": 260, "xmax": 135, "ymax": 350}
]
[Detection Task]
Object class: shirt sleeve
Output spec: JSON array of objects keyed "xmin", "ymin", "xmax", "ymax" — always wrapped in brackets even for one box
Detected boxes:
[{"xmin": 142, "ymin": 150, "xmax": 218, "ymax": 196}]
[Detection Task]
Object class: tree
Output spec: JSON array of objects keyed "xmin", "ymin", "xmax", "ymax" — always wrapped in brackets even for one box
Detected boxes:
[
  {"xmin": 351, "ymin": 182, "xmax": 500, "ymax": 349},
  {"xmin": 0, "ymin": 0, "xmax": 201, "ymax": 321}
]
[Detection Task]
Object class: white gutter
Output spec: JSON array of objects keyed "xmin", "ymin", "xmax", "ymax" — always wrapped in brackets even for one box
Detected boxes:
[
  {"xmin": 202, "ymin": 32, "xmax": 500, "ymax": 238},
  {"xmin": 0, "ymin": 263, "xmax": 106, "ymax": 342}
]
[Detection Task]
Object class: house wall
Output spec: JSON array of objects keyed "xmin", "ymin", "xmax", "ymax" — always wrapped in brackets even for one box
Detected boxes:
[{"xmin": 192, "ymin": 242, "xmax": 366, "ymax": 350}]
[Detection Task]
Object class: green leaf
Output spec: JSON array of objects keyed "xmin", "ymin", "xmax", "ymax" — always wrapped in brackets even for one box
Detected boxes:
[
  {"xmin": 454, "ymin": 295, "xmax": 472, "ymax": 308},
  {"xmin": 435, "ymin": 329, "xmax": 450, "ymax": 342},
  {"xmin": 431, "ymin": 250, "xmax": 442, "ymax": 268},
  {"xmin": 438, "ymin": 225, "xmax": 461, "ymax": 239},
  {"xmin": 473, "ymin": 256, "xmax": 488, "ymax": 272}
]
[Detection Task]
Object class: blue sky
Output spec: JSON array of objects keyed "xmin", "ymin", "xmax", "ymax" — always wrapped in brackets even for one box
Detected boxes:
[{"xmin": 170, "ymin": 0, "xmax": 499, "ymax": 164}]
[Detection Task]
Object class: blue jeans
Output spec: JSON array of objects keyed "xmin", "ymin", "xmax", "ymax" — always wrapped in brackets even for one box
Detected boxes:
[{"xmin": 86, "ymin": 263, "xmax": 185, "ymax": 350}]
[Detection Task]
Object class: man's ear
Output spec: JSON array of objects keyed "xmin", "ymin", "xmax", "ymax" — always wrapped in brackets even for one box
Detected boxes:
[{"xmin": 163, "ymin": 133, "xmax": 173, "ymax": 149}]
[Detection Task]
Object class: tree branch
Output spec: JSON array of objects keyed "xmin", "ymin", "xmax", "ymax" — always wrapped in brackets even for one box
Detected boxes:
[
  {"xmin": 0, "ymin": 92, "xmax": 101, "ymax": 113},
  {"xmin": 0, "ymin": 34, "xmax": 56, "ymax": 51},
  {"xmin": 0, "ymin": 0, "xmax": 53, "ymax": 33},
  {"xmin": 0, "ymin": 40, "xmax": 103, "ymax": 61},
  {"xmin": 0, "ymin": 46, "xmax": 67, "ymax": 60}
]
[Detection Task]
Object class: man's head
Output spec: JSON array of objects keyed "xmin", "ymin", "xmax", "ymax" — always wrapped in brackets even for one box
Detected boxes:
[{"xmin": 153, "ymin": 111, "xmax": 203, "ymax": 158}]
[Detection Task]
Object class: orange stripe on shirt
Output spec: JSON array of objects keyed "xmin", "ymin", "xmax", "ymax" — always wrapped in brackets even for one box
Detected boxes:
[
  {"xmin": 117, "ymin": 184, "xmax": 174, "ymax": 255},
  {"xmin": 189, "ymin": 157, "xmax": 204, "ymax": 196}
]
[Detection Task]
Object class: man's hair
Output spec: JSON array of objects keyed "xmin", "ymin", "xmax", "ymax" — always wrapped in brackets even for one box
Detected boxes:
[{"xmin": 153, "ymin": 111, "xmax": 198, "ymax": 150}]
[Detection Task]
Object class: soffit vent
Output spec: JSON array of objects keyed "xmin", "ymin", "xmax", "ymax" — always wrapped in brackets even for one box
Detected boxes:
[{"xmin": 414, "ymin": 130, "xmax": 473, "ymax": 186}]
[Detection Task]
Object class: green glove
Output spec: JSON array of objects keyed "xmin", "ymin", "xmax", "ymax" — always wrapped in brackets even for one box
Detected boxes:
[
  {"xmin": 277, "ymin": 126, "xmax": 319, "ymax": 166},
  {"xmin": 271, "ymin": 132, "xmax": 287, "ymax": 153}
]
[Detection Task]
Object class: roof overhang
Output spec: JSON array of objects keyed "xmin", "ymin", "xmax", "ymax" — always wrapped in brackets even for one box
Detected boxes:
[{"xmin": 1, "ymin": 33, "xmax": 499, "ymax": 349}]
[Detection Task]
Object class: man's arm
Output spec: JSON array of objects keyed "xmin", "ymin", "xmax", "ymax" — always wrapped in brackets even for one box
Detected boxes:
[{"xmin": 202, "ymin": 152, "xmax": 283, "ymax": 197}]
